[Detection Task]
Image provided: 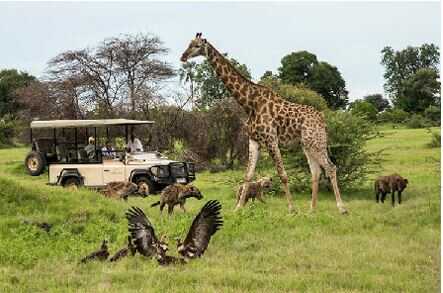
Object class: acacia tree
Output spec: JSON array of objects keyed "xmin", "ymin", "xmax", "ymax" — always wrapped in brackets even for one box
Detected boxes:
[
  {"xmin": 47, "ymin": 33, "xmax": 174, "ymax": 117},
  {"xmin": 102, "ymin": 34, "xmax": 175, "ymax": 114}
]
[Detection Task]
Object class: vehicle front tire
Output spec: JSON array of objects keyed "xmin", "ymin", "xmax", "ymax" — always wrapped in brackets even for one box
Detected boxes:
[
  {"xmin": 62, "ymin": 177, "xmax": 81, "ymax": 190},
  {"xmin": 25, "ymin": 151, "xmax": 46, "ymax": 176},
  {"xmin": 135, "ymin": 176, "xmax": 154, "ymax": 197}
]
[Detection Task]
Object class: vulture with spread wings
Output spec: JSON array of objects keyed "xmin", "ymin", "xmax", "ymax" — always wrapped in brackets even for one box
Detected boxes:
[
  {"xmin": 177, "ymin": 200, "xmax": 223, "ymax": 259},
  {"xmin": 126, "ymin": 207, "xmax": 168, "ymax": 258},
  {"xmin": 126, "ymin": 200, "xmax": 223, "ymax": 265}
]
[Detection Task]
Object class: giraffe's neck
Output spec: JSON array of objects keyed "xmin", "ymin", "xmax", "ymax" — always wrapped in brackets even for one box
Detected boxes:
[{"xmin": 205, "ymin": 43, "xmax": 265, "ymax": 113}]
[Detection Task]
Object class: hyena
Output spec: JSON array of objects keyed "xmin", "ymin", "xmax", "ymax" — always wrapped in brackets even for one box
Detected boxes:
[
  {"xmin": 151, "ymin": 184, "xmax": 203, "ymax": 215},
  {"xmin": 102, "ymin": 181, "xmax": 139, "ymax": 201},
  {"xmin": 236, "ymin": 177, "xmax": 272, "ymax": 206}
]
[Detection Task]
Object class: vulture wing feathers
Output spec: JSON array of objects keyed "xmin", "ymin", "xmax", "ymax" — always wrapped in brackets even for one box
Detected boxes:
[
  {"xmin": 178, "ymin": 200, "xmax": 223, "ymax": 259},
  {"xmin": 126, "ymin": 206, "xmax": 160, "ymax": 257},
  {"xmin": 80, "ymin": 240, "xmax": 109, "ymax": 263}
]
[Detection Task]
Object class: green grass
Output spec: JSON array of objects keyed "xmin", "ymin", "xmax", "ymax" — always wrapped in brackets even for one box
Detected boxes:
[{"xmin": 0, "ymin": 127, "xmax": 440, "ymax": 292}]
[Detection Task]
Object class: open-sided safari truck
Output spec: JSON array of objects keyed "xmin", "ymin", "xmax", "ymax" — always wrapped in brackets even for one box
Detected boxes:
[{"xmin": 25, "ymin": 119, "xmax": 195, "ymax": 194}]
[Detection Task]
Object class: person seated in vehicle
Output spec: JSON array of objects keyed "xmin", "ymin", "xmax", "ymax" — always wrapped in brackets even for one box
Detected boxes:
[
  {"xmin": 126, "ymin": 131, "xmax": 144, "ymax": 153},
  {"xmin": 84, "ymin": 136, "xmax": 96, "ymax": 159},
  {"xmin": 101, "ymin": 140, "xmax": 116, "ymax": 159}
]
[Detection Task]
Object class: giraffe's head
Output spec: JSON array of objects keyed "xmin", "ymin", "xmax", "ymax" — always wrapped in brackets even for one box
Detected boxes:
[{"xmin": 180, "ymin": 32, "xmax": 208, "ymax": 62}]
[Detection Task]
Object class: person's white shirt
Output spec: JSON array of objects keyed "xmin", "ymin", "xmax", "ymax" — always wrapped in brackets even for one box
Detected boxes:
[{"xmin": 127, "ymin": 138, "xmax": 143, "ymax": 153}]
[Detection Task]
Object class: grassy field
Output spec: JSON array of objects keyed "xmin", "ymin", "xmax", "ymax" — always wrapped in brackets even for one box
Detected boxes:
[{"xmin": 0, "ymin": 127, "xmax": 440, "ymax": 292}]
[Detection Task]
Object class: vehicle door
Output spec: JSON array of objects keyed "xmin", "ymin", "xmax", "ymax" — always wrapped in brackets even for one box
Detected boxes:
[{"xmin": 103, "ymin": 160, "xmax": 126, "ymax": 184}]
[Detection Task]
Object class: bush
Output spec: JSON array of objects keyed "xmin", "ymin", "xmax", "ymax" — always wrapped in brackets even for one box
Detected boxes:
[
  {"xmin": 277, "ymin": 83, "xmax": 329, "ymax": 111},
  {"xmin": 349, "ymin": 100, "xmax": 378, "ymax": 121},
  {"xmin": 165, "ymin": 139, "xmax": 186, "ymax": 160},
  {"xmin": 141, "ymin": 100, "xmax": 248, "ymax": 170},
  {"xmin": 283, "ymin": 111, "xmax": 381, "ymax": 191},
  {"xmin": 377, "ymin": 108, "xmax": 409, "ymax": 124},
  {"xmin": 424, "ymin": 105, "xmax": 441, "ymax": 125},
  {"xmin": 0, "ymin": 115, "xmax": 19, "ymax": 146},
  {"xmin": 259, "ymin": 78, "xmax": 328, "ymax": 111},
  {"xmin": 406, "ymin": 114, "xmax": 430, "ymax": 129},
  {"xmin": 389, "ymin": 108, "xmax": 410, "ymax": 123},
  {"xmin": 427, "ymin": 128, "xmax": 441, "ymax": 148}
]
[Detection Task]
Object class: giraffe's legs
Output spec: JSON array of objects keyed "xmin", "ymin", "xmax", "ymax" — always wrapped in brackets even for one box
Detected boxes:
[
  {"xmin": 266, "ymin": 140, "xmax": 294, "ymax": 213},
  {"xmin": 310, "ymin": 148, "xmax": 348, "ymax": 214},
  {"xmin": 303, "ymin": 148, "xmax": 321, "ymax": 211},
  {"xmin": 235, "ymin": 139, "xmax": 260, "ymax": 210}
]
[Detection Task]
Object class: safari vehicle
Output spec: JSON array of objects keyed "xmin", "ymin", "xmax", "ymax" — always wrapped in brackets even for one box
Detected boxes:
[{"xmin": 25, "ymin": 119, "xmax": 195, "ymax": 194}]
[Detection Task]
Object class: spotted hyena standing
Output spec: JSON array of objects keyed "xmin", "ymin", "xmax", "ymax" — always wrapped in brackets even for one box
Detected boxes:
[
  {"xmin": 151, "ymin": 184, "xmax": 203, "ymax": 215},
  {"xmin": 236, "ymin": 177, "xmax": 272, "ymax": 206}
]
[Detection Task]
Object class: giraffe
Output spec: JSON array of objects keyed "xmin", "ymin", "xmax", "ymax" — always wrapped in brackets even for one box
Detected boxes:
[{"xmin": 181, "ymin": 33, "xmax": 347, "ymax": 214}]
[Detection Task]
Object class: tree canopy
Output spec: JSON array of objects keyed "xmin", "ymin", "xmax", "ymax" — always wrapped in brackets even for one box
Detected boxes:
[
  {"xmin": 363, "ymin": 94, "xmax": 390, "ymax": 113},
  {"xmin": 0, "ymin": 69, "xmax": 36, "ymax": 117},
  {"xmin": 47, "ymin": 33, "xmax": 175, "ymax": 117},
  {"xmin": 381, "ymin": 44, "xmax": 440, "ymax": 113},
  {"xmin": 179, "ymin": 55, "xmax": 251, "ymax": 109},
  {"xmin": 278, "ymin": 51, "xmax": 348, "ymax": 109}
]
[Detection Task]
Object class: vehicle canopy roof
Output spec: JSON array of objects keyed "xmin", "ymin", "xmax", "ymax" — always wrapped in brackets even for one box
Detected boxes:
[{"xmin": 30, "ymin": 119, "xmax": 155, "ymax": 129}]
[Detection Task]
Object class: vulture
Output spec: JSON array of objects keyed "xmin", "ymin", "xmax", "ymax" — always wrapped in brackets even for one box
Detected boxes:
[
  {"xmin": 125, "ymin": 207, "xmax": 169, "ymax": 258},
  {"xmin": 109, "ymin": 236, "xmax": 137, "ymax": 262},
  {"xmin": 176, "ymin": 200, "xmax": 223, "ymax": 259},
  {"xmin": 80, "ymin": 240, "xmax": 110, "ymax": 263},
  {"xmin": 126, "ymin": 200, "xmax": 223, "ymax": 265}
]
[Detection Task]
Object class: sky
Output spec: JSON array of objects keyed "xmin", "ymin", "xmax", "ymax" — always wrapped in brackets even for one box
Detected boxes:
[{"xmin": 0, "ymin": 1, "xmax": 440, "ymax": 100}]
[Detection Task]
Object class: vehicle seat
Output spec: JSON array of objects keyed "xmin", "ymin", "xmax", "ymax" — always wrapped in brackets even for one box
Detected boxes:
[{"xmin": 78, "ymin": 149, "xmax": 88, "ymax": 162}]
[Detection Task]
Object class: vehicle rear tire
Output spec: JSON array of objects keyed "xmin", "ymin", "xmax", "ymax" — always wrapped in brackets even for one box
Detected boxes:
[
  {"xmin": 25, "ymin": 151, "xmax": 46, "ymax": 176},
  {"xmin": 62, "ymin": 177, "xmax": 81, "ymax": 190},
  {"xmin": 135, "ymin": 176, "xmax": 154, "ymax": 197}
]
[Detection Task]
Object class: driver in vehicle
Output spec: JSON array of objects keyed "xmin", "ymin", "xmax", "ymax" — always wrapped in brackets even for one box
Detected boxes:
[
  {"xmin": 84, "ymin": 137, "xmax": 96, "ymax": 159},
  {"xmin": 101, "ymin": 140, "xmax": 115, "ymax": 159},
  {"xmin": 127, "ymin": 131, "xmax": 144, "ymax": 153}
]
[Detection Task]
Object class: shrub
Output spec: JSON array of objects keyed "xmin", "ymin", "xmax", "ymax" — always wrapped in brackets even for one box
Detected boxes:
[
  {"xmin": 205, "ymin": 98, "xmax": 248, "ymax": 168},
  {"xmin": 389, "ymin": 108, "xmax": 410, "ymax": 123},
  {"xmin": 277, "ymin": 83, "xmax": 329, "ymax": 111},
  {"xmin": 349, "ymin": 100, "xmax": 378, "ymax": 122},
  {"xmin": 0, "ymin": 115, "xmax": 19, "ymax": 146},
  {"xmin": 427, "ymin": 128, "xmax": 441, "ymax": 148},
  {"xmin": 377, "ymin": 108, "xmax": 410, "ymax": 124},
  {"xmin": 165, "ymin": 139, "xmax": 186, "ymax": 160},
  {"xmin": 283, "ymin": 111, "xmax": 381, "ymax": 191},
  {"xmin": 424, "ymin": 105, "xmax": 441, "ymax": 125},
  {"xmin": 406, "ymin": 114, "xmax": 430, "ymax": 129},
  {"xmin": 259, "ymin": 78, "xmax": 329, "ymax": 111}
]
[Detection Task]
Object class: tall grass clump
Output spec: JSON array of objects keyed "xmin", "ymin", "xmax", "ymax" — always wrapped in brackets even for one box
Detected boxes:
[{"xmin": 427, "ymin": 128, "xmax": 441, "ymax": 148}]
